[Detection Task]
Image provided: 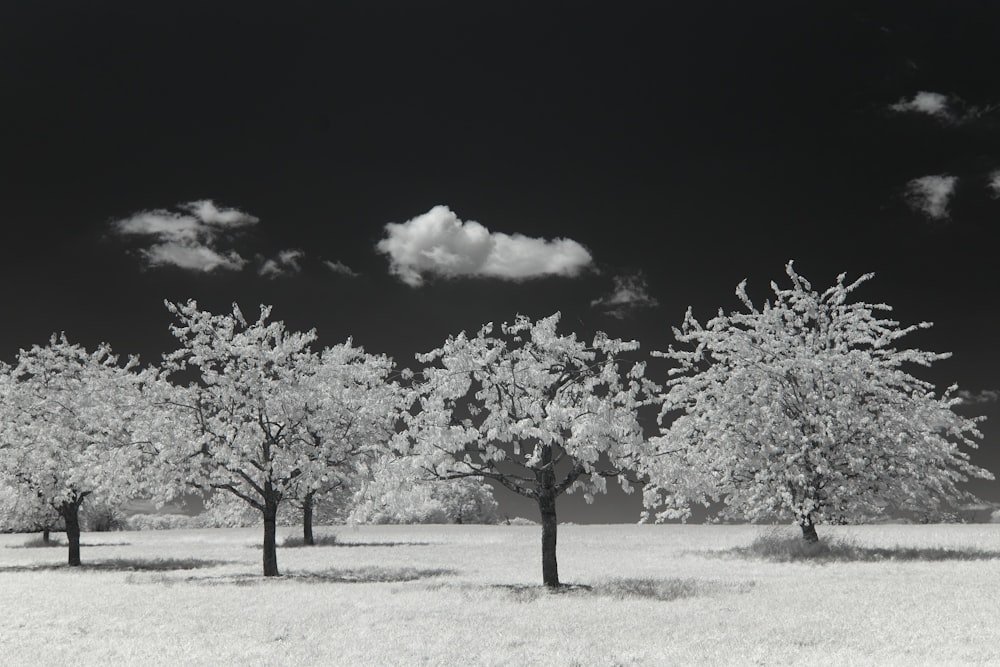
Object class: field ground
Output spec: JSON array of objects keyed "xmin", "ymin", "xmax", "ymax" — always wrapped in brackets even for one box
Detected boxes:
[{"xmin": 2, "ymin": 523, "xmax": 999, "ymax": 665}]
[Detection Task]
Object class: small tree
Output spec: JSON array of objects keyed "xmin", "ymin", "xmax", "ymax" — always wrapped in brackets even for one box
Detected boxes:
[
  {"xmin": 402, "ymin": 313, "xmax": 654, "ymax": 586},
  {"xmin": 0, "ymin": 479, "xmax": 63, "ymax": 543},
  {"xmin": 642, "ymin": 262, "xmax": 994, "ymax": 541},
  {"xmin": 349, "ymin": 455, "xmax": 499, "ymax": 525},
  {"xmin": 284, "ymin": 341, "xmax": 401, "ymax": 545},
  {"xmin": 159, "ymin": 301, "xmax": 390, "ymax": 575},
  {"xmin": 0, "ymin": 336, "xmax": 154, "ymax": 565}
]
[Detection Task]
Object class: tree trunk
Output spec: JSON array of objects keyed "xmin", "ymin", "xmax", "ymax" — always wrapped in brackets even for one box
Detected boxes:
[
  {"xmin": 800, "ymin": 516, "xmax": 819, "ymax": 543},
  {"xmin": 42, "ymin": 528, "xmax": 51, "ymax": 545},
  {"xmin": 60, "ymin": 501, "xmax": 82, "ymax": 566},
  {"xmin": 538, "ymin": 488, "xmax": 559, "ymax": 587},
  {"xmin": 302, "ymin": 491, "xmax": 315, "ymax": 546},
  {"xmin": 263, "ymin": 488, "xmax": 280, "ymax": 577},
  {"xmin": 534, "ymin": 443, "xmax": 560, "ymax": 587}
]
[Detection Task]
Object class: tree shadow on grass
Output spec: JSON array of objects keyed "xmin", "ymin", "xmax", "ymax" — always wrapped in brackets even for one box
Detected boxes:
[
  {"xmin": 188, "ymin": 566, "xmax": 457, "ymax": 586},
  {"xmin": 258, "ymin": 539, "xmax": 433, "ymax": 549},
  {"xmin": 721, "ymin": 532, "xmax": 1000, "ymax": 563},
  {"xmin": 0, "ymin": 558, "xmax": 232, "ymax": 573},
  {"xmin": 452, "ymin": 578, "xmax": 755, "ymax": 603},
  {"xmin": 6, "ymin": 540, "xmax": 131, "ymax": 549}
]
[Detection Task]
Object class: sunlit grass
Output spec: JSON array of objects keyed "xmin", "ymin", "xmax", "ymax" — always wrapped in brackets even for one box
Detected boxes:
[{"xmin": 2, "ymin": 523, "xmax": 999, "ymax": 665}]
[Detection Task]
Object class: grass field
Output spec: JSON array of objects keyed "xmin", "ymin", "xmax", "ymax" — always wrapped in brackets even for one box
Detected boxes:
[{"xmin": 2, "ymin": 523, "xmax": 999, "ymax": 665}]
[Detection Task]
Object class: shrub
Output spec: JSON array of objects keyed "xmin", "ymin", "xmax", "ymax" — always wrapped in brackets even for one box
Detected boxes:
[
  {"xmin": 21, "ymin": 534, "xmax": 64, "ymax": 548},
  {"xmin": 282, "ymin": 533, "xmax": 339, "ymax": 548},
  {"xmin": 505, "ymin": 516, "xmax": 538, "ymax": 526},
  {"xmin": 81, "ymin": 502, "xmax": 127, "ymax": 532}
]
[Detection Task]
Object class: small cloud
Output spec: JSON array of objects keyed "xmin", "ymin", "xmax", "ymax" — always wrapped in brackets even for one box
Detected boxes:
[
  {"xmin": 376, "ymin": 205, "xmax": 592, "ymax": 287},
  {"xmin": 259, "ymin": 249, "xmax": 304, "ymax": 278},
  {"xmin": 591, "ymin": 272, "xmax": 659, "ymax": 319},
  {"xmin": 182, "ymin": 200, "xmax": 258, "ymax": 228},
  {"xmin": 112, "ymin": 200, "xmax": 258, "ymax": 272},
  {"xmin": 905, "ymin": 175, "xmax": 957, "ymax": 220},
  {"xmin": 890, "ymin": 91, "xmax": 997, "ymax": 125},
  {"xmin": 890, "ymin": 91, "xmax": 952, "ymax": 120},
  {"xmin": 988, "ymin": 170, "xmax": 1000, "ymax": 198},
  {"xmin": 957, "ymin": 389, "xmax": 1000, "ymax": 405},
  {"xmin": 145, "ymin": 243, "xmax": 247, "ymax": 272},
  {"xmin": 324, "ymin": 260, "xmax": 360, "ymax": 277}
]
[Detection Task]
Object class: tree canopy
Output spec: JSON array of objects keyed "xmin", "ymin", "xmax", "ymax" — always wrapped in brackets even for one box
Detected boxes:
[
  {"xmin": 0, "ymin": 336, "xmax": 155, "ymax": 564},
  {"xmin": 401, "ymin": 312, "xmax": 656, "ymax": 585},
  {"xmin": 641, "ymin": 262, "xmax": 993, "ymax": 541}
]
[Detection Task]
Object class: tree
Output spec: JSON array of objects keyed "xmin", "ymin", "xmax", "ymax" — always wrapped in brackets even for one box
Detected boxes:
[
  {"xmin": 0, "ymin": 479, "xmax": 62, "ymax": 543},
  {"xmin": 401, "ymin": 313, "xmax": 654, "ymax": 586},
  {"xmin": 0, "ymin": 336, "xmax": 154, "ymax": 565},
  {"xmin": 159, "ymin": 300, "xmax": 393, "ymax": 575},
  {"xmin": 641, "ymin": 262, "xmax": 994, "ymax": 541},
  {"xmin": 348, "ymin": 454, "xmax": 499, "ymax": 525},
  {"xmin": 283, "ymin": 341, "xmax": 402, "ymax": 545}
]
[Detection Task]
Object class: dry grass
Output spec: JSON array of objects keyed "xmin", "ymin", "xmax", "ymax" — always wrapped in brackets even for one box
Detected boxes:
[{"xmin": 2, "ymin": 523, "xmax": 999, "ymax": 665}]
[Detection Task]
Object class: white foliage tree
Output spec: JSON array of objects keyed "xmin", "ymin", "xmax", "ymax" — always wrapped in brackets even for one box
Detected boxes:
[
  {"xmin": 158, "ymin": 300, "xmax": 394, "ymax": 575},
  {"xmin": 348, "ymin": 455, "xmax": 499, "ymax": 525},
  {"xmin": 401, "ymin": 313, "xmax": 655, "ymax": 586},
  {"xmin": 642, "ymin": 262, "xmax": 994, "ymax": 541},
  {"xmin": 0, "ymin": 336, "xmax": 155, "ymax": 565},
  {"xmin": 0, "ymin": 478, "xmax": 62, "ymax": 541},
  {"xmin": 282, "ymin": 341, "xmax": 402, "ymax": 544}
]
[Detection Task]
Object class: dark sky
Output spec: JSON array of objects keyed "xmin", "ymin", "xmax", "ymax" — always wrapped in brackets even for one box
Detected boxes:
[{"xmin": 1, "ymin": 1, "xmax": 997, "ymax": 521}]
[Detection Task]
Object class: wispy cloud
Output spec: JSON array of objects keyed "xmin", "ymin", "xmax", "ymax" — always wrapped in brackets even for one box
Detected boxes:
[
  {"xmin": 324, "ymin": 259, "xmax": 360, "ymax": 277},
  {"xmin": 112, "ymin": 200, "xmax": 258, "ymax": 272},
  {"xmin": 889, "ymin": 91, "xmax": 994, "ymax": 124},
  {"xmin": 591, "ymin": 272, "xmax": 659, "ymax": 319},
  {"xmin": 259, "ymin": 249, "xmax": 305, "ymax": 278},
  {"xmin": 957, "ymin": 389, "xmax": 1000, "ymax": 405},
  {"xmin": 376, "ymin": 205, "xmax": 592, "ymax": 287},
  {"xmin": 905, "ymin": 175, "xmax": 957, "ymax": 220}
]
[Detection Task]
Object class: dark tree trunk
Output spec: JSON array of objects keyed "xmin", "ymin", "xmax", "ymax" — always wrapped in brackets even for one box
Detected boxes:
[
  {"xmin": 800, "ymin": 516, "xmax": 819, "ymax": 543},
  {"xmin": 60, "ymin": 501, "xmax": 82, "ymax": 566},
  {"xmin": 536, "ymin": 443, "xmax": 559, "ymax": 587},
  {"xmin": 263, "ymin": 487, "xmax": 280, "ymax": 577},
  {"xmin": 538, "ymin": 488, "xmax": 559, "ymax": 587},
  {"xmin": 302, "ymin": 491, "xmax": 315, "ymax": 546},
  {"xmin": 42, "ymin": 528, "xmax": 51, "ymax": 545}
]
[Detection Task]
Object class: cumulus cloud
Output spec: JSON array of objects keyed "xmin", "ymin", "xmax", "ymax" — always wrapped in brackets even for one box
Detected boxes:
[
  {"xmin": 890, "ymin": 91, "xmax": 952, "ymax": 120},
  {"xmin": 324, "ymin": 259, "xmax": 360, "ymax": 277},
  {"xmin": 112, "ymin": 200, "xmax": 259, "ymax": 272},
  {"xmin": 957, "ymin": 389, "xmax": 1000, "ymax": 405},
  {"xmin": 376, "ymin": 205, "xmax": 592, "ymax": 287},
  {"xmin": 591, "ymin": 272, "xmax": 659, "ymax": 319},
  {"xmin": 259, "ymin": 249, "xmax": 305, "ymax": 278},
  {"xmin": 905, "ymin": 175, "xmax": 957, "ymax": 220}
]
